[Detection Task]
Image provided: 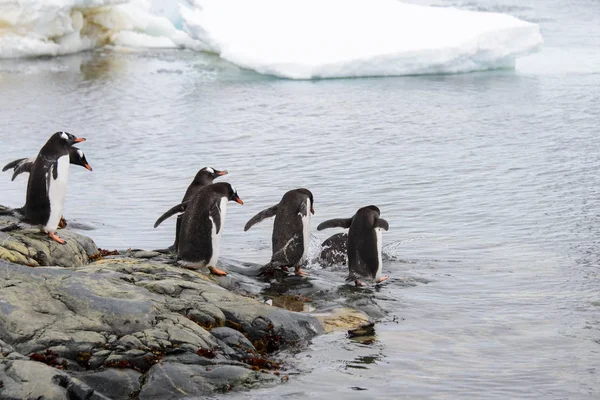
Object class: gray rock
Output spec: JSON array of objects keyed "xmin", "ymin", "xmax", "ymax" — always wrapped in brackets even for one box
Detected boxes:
[
  {"xmin": 139, "ymin": 363, "xmax": 213, "ymax": 399},
  {"xmin": 0, "ymin": 359, "xmax": 68, "ymax": 400},
  {"xmin": 0, "ymin": 207, "xmax": 99, "ymax": 268},
  {"xmin": 0, "ymin": 209, "xmax": 375, "ymax": 398},
  {"xmin": 138, "ymin": 362, "xmax": 274, "ymax": 399},
  {"xmin": 78, "ymin": 368, "xmax": 142, "ymax": 400},
  {"xmin": 116, "ymin": 334, "xmax": 146, "ymax": 350},
  {"xmin": 211, "ymin": 327, "xmax": 256, "ymax": 353}
]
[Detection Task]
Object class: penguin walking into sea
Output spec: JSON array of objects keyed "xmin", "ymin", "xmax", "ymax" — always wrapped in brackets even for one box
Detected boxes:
[
  {"xmin": 21, "ymin": 132, "xmax": 86, "ymax": 244},
  {"xmin": 3, "ymin": 146, "xmax": 92, "ymax": 181},
  {"xmin": 154, "ymin": 182, "xmax": 243, "ymax": 276},
  {"xmin": 244, "ymin": 188, "xmax": 314, "ymax": 277},
  {"xmin": 153, "ymin": 167, "xmax": 227, "ymax": 252},
  {"xmin": 317, "ymin": 205, "xmax": 389, "ymax": 286}
]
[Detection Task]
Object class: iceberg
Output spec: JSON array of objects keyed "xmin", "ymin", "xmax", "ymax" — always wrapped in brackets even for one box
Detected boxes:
[
  {"xmin": 181, "ymin": 0, "xmax": 543, "ymax": 79},
  {"xmin": 0, "ymin": 0, "xmax": 200, "ymax": 59},
  {"xmin": 0, "ymin": 0, "xmax": 543, "ymax": 79}
]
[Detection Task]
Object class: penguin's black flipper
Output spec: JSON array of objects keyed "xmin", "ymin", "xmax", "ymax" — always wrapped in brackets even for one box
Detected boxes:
[
  {"xmin": 317, "ymin": 218, "xmax": 352, "ymax": 231},
  {"xmin": 244, "ymin": 205, "xmax": 278, "ymax": 231},
  {"xmin": 154, "ymin": 203, "xmax": 188, "ymax": 228},
  {"xmin": 210, "ymin": 202, "xmax": 222, "ymax": 234},
  {"xmin": 375, "ymin": 218, "xmax": 389, "ymax": 231},
  {"xmin": 2, "ymin": 158, "xmax": 27, "ymax": 172},
  {"xmin": 3, "ymin": 158, "xmax": 34, "ymax": 181}
]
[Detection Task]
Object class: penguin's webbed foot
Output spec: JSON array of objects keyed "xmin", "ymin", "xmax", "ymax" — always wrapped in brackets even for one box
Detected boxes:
[
  {"xmin": 48, "ymin": 232, "xmax": 66, "ymax": 244},
  {"xmin": 58, "ymin": 216, "xmax": 67, "ymax": 229},
  {"xmin": 355, "ymin": 279, "xmax": 365, "ymax": 287},
  {"xmin": 294, "ymin": 267, "xmax": 309, "ymax": 276},
  {"xmin": 376, "ymin": 276, "xmax": 389, "ymax": 284},
  {"xmin": 208, "ymin": 266, "xmax": 228, "ymax": 276}
]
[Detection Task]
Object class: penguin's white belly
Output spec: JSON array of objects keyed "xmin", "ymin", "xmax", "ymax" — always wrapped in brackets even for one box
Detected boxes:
[
  {"xmin": 300, "ymin": 199, "xmax": 311, "ymax": 263},
  {"xmin": 374, "ymin": 227, "xmax": 383, "ymax": 280},
  {"xmin": 208, "ymin": 197, "xmax": 228, "ymax": 267},
  {"xmin": 45, "ymin": 155, "xmax": 70, "ymax": 232}
]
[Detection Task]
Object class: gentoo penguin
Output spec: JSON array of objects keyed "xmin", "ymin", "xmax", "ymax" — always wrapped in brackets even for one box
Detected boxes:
[
  {"xmin": 4, "ymin": 147, "xmax": 92, "ymax": 229},
  {"xmin": 153, "ymin": 167, "xmax": 227, "ymax": 252},
  {"xmin": 23, "ymin": 132, "xmax": 86, "ymax": 244},
  {"xmin": 317, "ymin": 205, "xmax": 389, "ymax": 286},
  {"xmin": 319, "ymin": 232, "xmax": 348, "ymax": 266},
  {"xmin": 154, "ymin": 182, "xmax": 243, "ymax": 276},
  {"xmin": 3, "ymin": 146, "xmax": 92, "ymax": 181},
  {"xmin": 244, "ymin": 188, "xmax": 314, "ymax": 276}
]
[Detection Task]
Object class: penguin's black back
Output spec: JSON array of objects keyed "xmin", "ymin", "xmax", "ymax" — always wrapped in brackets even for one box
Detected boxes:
[
  {"xmin": 348, "ymin": 206, "xmax": 381, "ymax": 279},
  {"xmin": 177, "ymin": 183, "xmax": 231, "ymax": 264},
  {"xmin": 270, "ymin": 189, "xmax": 313, "ymax": 267}
]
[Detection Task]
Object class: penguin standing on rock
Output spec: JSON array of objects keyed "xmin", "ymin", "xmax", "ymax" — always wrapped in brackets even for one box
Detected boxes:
[
  {"xmin": 317, "ymin": 205, "xmax": 389, "ymax": 286},
  {"xmin": 244, "ymin": 188, "xmax": 314, "ymax": 277},
  {"xmin": 154, "ymin": 182, "xmax": 243, "ymax": 276},
  {"xmin": 3, "ymin": 146, "xmax": 92, "ymax": 229},
  {"xmin": 153, "ymin": 167, "xmax": 228, "ymax": 251},
  {"xmin": 22, "ymin": 132, "xmax": 86, "ymax": 244}
]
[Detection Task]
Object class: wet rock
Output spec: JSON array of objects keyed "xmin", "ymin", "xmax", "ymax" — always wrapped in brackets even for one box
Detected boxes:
[
  {"xmin": 138, "ymin": 362, "xmax": 274, "ymax": 399},
  {"xmin": 78, "ymin": 368, "xmax": 142, "ymax": 400},
  {"xmin": 315, "ymin": 308, "xmax": 370, "ymax": 333},
  {"xmin": 138, "ymin": 363, "xmax": 213, "ymax": 399},
  {"xmin": 211, "ymin": 327, "xmax": 256, "ymax": 353}
]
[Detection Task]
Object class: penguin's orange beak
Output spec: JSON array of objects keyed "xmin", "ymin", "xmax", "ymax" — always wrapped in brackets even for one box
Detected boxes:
[
  {"xmin": 235, "ymin": 196, "xmax": 244, "ymax": 205},
  {"xmin": 217, "ymin": 170, "xmax": 228, "ymax": 176},
  {"xmin": 84, "ymin": 164, "xmax": 93, "ymax": 171},
  {"xmin": 74, "ymin": 137, "xmax": 86, "ymax": 143},
  {"xmin": 311, "ymin": 205, "xmax": 315, "ymax": 214}
]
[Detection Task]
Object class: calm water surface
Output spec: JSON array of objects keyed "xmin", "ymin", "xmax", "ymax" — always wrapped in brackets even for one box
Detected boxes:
[{"xmin": 1, "ymin": 0, "xmax": 599, "ymax": 398}]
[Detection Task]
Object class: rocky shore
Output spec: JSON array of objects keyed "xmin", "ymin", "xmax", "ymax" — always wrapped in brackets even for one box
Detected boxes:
[{"xmin": 0, "ymin": 205, "xmax": 377, "ymax": 399}]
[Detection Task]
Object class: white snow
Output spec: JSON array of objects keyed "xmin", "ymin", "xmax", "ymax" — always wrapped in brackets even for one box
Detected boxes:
[
  {"xmin": 0, "ymin": 0, "xmax": 543, "ymax": 79},
  {"xmin": 181, "ymin": 0, "xmax": 543, "ymax": 79}
]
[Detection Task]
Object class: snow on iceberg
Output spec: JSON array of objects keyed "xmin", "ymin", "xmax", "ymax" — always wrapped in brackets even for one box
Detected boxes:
[
  {"xmin": 181, "ymin": 0, "xmax": 543, "ymax": 79},
  {"xmin": 0, "ymin": 0, "xmax": 200, "ymax": 59}
]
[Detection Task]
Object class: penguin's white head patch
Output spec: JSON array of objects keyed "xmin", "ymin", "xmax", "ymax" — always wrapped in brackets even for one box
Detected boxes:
[
  {"xmin": 230, "ymin": 185, "xmax": 237, "ymax": 194},
  {"xmin": 77, "ymin": 150, "xmax": 83, "ymax": 158},
  {"xmin": 205, "ymin": 167, "xmax": 215, "ymax": 174},
  {"xmin": 60, "ymin": 132, "xmax": 68, "ymax": 141}
]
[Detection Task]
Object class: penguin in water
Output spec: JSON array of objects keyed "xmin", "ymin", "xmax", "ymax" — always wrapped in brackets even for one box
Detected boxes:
[
  {"xmin": 319, "ymin": 232, "xmax": 348, "ymax": 266},
  {"xmin": 317, "ymin": 205, "xmax": 389, "ymax": 286},
  {"xmin": 154, "ymin": 182, "xmax": 243, "ymax": 276},
  {"xmin": 153, "ymin": 167, "xmax": 227, "ymax": 252},
  {"xmin": 3, "ymin": 146, "xmax": 92, "ymax": 181},
  {"xmin": 244, "ymin": 188, "xmax": 314, "ymax": 276},
  {"xmin": 22, "ymin": 132, "xmax": 86, "ymax": 244}
]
